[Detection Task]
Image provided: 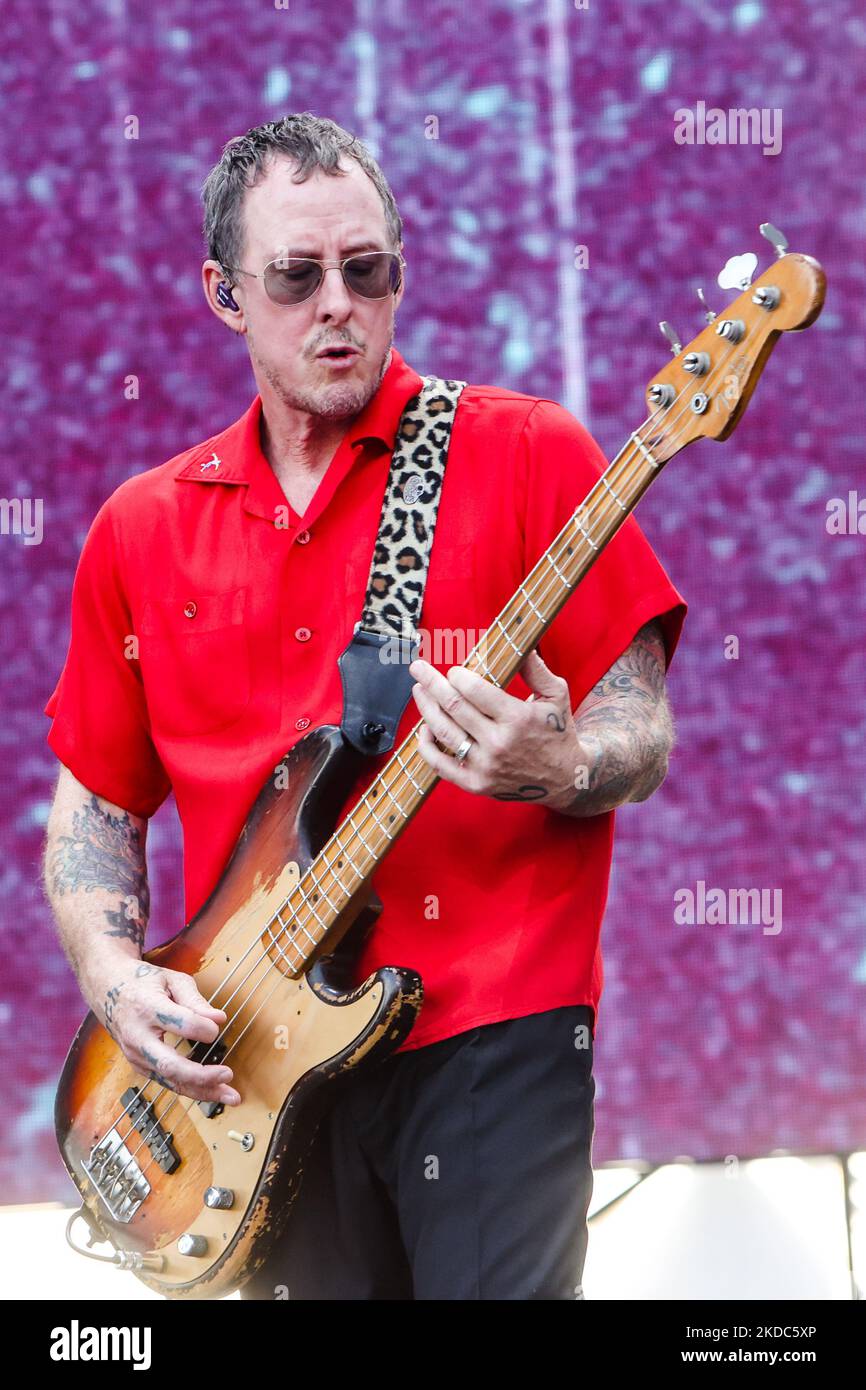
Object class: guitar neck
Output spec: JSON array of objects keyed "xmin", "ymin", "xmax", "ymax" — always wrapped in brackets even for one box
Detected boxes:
[
  {"xmin": 278, "ymin": 424, "xmax": 667, "ymax": 959},
  {"xmin": 276, "ymin": 242, "xmax": 824, "ymax": 959}
]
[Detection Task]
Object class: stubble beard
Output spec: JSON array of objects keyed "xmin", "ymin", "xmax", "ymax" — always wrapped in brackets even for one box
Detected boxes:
[{"xmin": 256, "ymin": 324, "xmax": 394, "ymax": 423}]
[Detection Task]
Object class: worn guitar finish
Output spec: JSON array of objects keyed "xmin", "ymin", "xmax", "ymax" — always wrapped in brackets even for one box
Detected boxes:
[
  {"xmin": 55, "ymin": 727, "xmax": 423, "ymax": 1299},
  {"xmin": 55, "ymin": 231, "xmax": 825, "ymax": 1298}
]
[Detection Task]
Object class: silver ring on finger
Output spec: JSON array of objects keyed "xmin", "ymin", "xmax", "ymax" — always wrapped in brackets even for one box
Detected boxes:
[{"xmin": 454, "ymin": 736, "xmax": 473, "ymax": 766}]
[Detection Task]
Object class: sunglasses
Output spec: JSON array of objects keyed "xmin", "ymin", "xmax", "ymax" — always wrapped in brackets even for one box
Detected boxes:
[{"xmin": 222, "ymin": 251, "xmax": 404, "ymax": 307}]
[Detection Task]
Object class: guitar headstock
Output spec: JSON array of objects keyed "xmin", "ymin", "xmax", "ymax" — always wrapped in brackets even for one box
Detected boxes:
[{"xmin": 643, "ymin": 223, "xmax": 826, "ymax": 465}]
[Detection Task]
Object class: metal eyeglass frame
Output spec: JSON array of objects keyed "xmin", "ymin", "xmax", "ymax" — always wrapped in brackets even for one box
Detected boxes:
[{"xmin": 220, "ymin": 250, "xmax": 405, "ymax": 305}]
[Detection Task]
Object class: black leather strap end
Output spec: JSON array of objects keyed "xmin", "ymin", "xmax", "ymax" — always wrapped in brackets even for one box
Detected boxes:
[{"xmin": 338, "ymin": 626, "xmax": 420, "ymax": 756}]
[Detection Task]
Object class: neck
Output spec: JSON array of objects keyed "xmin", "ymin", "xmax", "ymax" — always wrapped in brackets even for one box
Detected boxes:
[{"xmin": 260, "ymin": 410, "xmax": 347, "ymax": 483}]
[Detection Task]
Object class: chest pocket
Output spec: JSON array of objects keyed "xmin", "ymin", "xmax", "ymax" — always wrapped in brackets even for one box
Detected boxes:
[{"xmin": 138, "ymin": 587, "xmax": 251, "ymax": 737}]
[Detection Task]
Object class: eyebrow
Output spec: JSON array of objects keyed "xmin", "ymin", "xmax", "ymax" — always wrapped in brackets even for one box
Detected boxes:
[{"xmin": 271, "ymin": 240, "xmax": 387, "ymax": 259}]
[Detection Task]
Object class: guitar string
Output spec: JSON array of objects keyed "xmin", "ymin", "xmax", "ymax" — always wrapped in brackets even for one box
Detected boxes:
[{"xmin": 92, "ymin": 321, "xmax": 753, "ymax": 1199}]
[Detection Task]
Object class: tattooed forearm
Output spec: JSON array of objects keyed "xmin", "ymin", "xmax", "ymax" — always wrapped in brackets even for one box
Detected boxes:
[
  {"xmin": 102, "ymin": 904, "xmax": 146, "ymax": 949},
  {"xmin": 553, "ymin": 618, "xmax": 675, "ymax": 818},
  {"xmin": 46, "ymin": 794, "xmax": 150, "ymax": 947},
  {"xmin": 42, "ymin": 770, "xmax": 154, "ymax": 1020}
]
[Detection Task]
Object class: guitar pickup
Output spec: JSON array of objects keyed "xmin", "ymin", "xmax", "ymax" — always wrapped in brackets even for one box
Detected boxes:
[
  {"xmin": 186, "ymin": 1039, "xmax": 228, "ymax": 1118},
  {"xmin": 120, "ymin": 1087, "xmax": 180, "ymax": 1173}
]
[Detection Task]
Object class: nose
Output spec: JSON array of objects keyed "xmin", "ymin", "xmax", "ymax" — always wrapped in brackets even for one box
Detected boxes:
[{"xmin": 314, "ymin": 264, "xmax": 354, "ymax": 322}]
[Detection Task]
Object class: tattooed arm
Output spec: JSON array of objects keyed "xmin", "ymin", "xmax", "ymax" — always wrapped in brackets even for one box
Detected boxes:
[
  {"xmin": 550, "ymin": 617, "xmax": 675, "ymax": 818},
  {"xmin": 42, "ymin": 765, "xmax": 241, "ymax": 1105},
  {"xmin": 43, "ymin": 765, "xmax": 153, "ymax": 979},
  {"xmin": 44, "ymin": 768, "xmax": 152, "ymax": 957}
]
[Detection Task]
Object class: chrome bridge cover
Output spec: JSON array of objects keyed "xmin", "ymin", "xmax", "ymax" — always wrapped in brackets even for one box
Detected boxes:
[{"xmin": 82, "ymin": 1127, "xmax": 151, "ymax": 1223}]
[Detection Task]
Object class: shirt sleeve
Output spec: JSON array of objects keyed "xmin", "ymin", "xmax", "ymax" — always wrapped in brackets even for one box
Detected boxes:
[
  {"xmin": 518, "ymin": 398, "xmax": 687, "ymax": 707},
  {"xmin": 43, "ymin": 498, "xmax": 172, "ymax": 817}
]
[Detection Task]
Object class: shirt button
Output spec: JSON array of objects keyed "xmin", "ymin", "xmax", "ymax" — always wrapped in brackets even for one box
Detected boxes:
[
  {"xmin": 294, "ymin": 627, "xmax": 311, "ymax": 642},
  {"xmin": 183, "ymin": 601, "xmax": 197, "ymax": 619},
  {"xmin": 295, "ymin": 717, "xmax": 310, "ymax": 730},
  {"xmin": 297, "ymin": 529, "xmax": 311, "ymax": 545}
]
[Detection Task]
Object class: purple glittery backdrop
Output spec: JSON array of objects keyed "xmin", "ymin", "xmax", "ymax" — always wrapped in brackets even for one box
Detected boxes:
[{"xmin": 1, "ymin": 0, "xmax": 863, "ymax": 1202}]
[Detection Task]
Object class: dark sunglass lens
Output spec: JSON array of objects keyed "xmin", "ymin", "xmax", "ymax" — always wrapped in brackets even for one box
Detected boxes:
[
  {"xmin": 345, "ymin": 253, "xmax": 399, "ymax": 298},
  {"xmin": 265, "ymin": 259, "xmax": 322, "ymax": 304}
]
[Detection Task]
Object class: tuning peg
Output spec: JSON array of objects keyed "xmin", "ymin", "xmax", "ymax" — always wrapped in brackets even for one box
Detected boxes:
[
  {"xmin": 658, "ymin": 320, "xmax": 682, "ymax": 355},
  {"xmin": 695, "ymin": 286, "xmax": 717, "ymax": 323},
  {"xmin": 717, "ymin": 252, "xmax": 758, "ymax": 292},
  {"xmin": 759, "ymin": 221, "xmax": 788, "ymax": 259}
]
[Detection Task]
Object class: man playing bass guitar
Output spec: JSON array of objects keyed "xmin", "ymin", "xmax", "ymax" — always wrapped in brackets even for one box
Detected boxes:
[{"xmin": 43, "ymin": 112, "xmax": 686, "ymax": 1300}]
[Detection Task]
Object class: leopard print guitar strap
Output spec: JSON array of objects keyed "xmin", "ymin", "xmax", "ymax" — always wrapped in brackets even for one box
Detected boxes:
[{"xmin": 338, "ymin": 374, "xmax": 467, "ymax": 757}]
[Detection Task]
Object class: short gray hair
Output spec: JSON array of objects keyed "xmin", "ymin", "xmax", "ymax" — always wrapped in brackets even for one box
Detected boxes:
[{"xmin": 201, "ymin": 112, "xmax": 404, "ymax": 281}]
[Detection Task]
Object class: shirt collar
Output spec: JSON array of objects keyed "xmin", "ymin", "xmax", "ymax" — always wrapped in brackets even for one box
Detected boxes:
[{"xmin": 174, "ymin": 347, "xmax": 425, "ymax": 506}]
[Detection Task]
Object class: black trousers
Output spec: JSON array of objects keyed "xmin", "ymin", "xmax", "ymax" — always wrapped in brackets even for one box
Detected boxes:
[{"xmin": 240, "ymin": 1003, "xmax": 595, "ymax": 1301}]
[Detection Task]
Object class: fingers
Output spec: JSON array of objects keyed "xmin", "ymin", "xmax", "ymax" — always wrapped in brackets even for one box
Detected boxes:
[
  {"xmin": 416, "ymin": 723, "xmax": 482, "ymax": 792},
  {"xmin": 123, "ymin": 967, "xmax": 240, "ymax": 1104},
  {"xmin": 130, "ymin": 1034, "xmax": 241, "ymax": 1106},
  {"xmin": 412, "ymin": 683, "xmax": 472, "ymax": 757},
  {"xmin": 151, "ymin": 996, "xmax": 223, "ymax": 1047},
  {"xmin": 410, "ymin": 661, "xmax": 502, "ymax": 734},
  {"xmin": 165, "ymin": 970, "xmax": 228, "ymax": 1030}
]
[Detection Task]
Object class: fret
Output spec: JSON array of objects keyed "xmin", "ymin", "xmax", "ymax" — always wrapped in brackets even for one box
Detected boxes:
[
  {"xmin": 472, "ymin": 650, "xmax": 501, "ymax": 684},
  {"xmin": 331, "ymin": 835, "xmax": 366, "ymax": 882},
  {"xmin": 379, "ymin": 777, "xmax": 409, "ymax": 820},
  {"xmin": 494, "ymin": 616, "xmax": 523, "ymax": 658},
  {"xmin": 348, "ymin": 811, "xmax": 377, "ymax": 862},
  {"xmin": 271, "ymin": 913, "xmax": 305, "ymax": 968},
  {"xmin": 630, "ymin": 433, "xmax": 659, "ymax": 469},
  {"xmin": 314, "ymin": 850, "xmax": 354, "ymax": 896},
  {"xmin": 366, "ymin": 799, "xmax": 394, "ymax": 840},
  {"xmin": 518, "ymin": 582, "xmax": 547, "ymax": 622},
  {"xmin": 304, "ymin": 864, "xmax": 342, "ymax": 915},
  {"xmin": 277, "ymin": 907, "xmax": 316, "ymax": 951},
  {"xmin": 269, "ymin": 939, "xmax": 303, "ymax": 973},
  {"xmin": 601, "ymin": 474, "xmax": 628, "ymax": 512},
  {"xmin": 574, "ymin": 514, "xmax": 599, "ymax": 552},
  {"xmin": 395, "ymin": 747, "xmax": 426, "ymax": 795},
  {"xmin": 278, "ymin": 906, "xmax": 315, "ymax": 950},
  {"xmin": 547, "ymin": 552, "xmax": 574, "ymax": 589},
  {"xmin": 294, "ymin": 882, "xmax": 327, "ymax": 933}
]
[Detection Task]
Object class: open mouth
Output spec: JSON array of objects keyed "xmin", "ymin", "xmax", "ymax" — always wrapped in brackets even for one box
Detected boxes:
[{"xmin": 318, "ymin": 347, "xmax": 359, "ymax": 361}]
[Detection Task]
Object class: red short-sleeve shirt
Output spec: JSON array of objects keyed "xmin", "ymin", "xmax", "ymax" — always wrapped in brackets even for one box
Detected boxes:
[{"xmin": 45, "ymin": 347, "xmax": 686, "ymax": 1049}]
